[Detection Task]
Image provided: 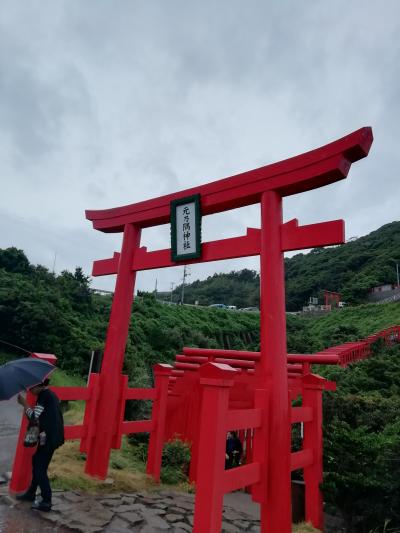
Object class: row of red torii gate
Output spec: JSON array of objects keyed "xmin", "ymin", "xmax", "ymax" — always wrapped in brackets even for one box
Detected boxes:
[{"xmin": 10, "ymin": 127, "xmax": 379, "ymax": 532}]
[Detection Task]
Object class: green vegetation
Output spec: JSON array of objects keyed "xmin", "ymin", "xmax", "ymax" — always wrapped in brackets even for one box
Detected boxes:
[
  {"xmin": 287, "ymin": 305, "xmax": 400, "ymax": 532},
  {"xmin": 160, "ymin": 438, "xmax": 191, "ymax": 485},
  {"xmin": 0, "ymin": 247, "xmax": 259, "ymax": 383},
  {"xmin": 322, "ymin": 344, "xmax": 400, "ymax": 533},
  {"xmin": 50, "ymin": 368, "xmax": 86, "ymax": 388},
  {"xmin": 124, "ymin": 292, "xmax": 259, "ymax": 397},
  {"xmin": 293, "ymin": 525, "xmax": 320, "ymax": 533},
  {"xmin": 285, "ymin": 221, "xmax": 400, "ymax": 310},
  {"xmin": 171, "ymin": 268, "xmax": 261, "ymax": 308},
  {"xmin": 291, "ymin": 302, "xmax": 400, "ymax": 352},
  {"xmin": 50, "ymin": 438, "xmax": 159, "ymax": 494},
  {"xmin": 0, "ymin": 248, "xmax": 104, "ymax": 373},
  {"xmin": 171, "ymin": 221, "xmax": 400, "ymax": 310}
]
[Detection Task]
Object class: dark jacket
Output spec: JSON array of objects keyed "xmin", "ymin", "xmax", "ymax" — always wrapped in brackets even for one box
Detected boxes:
[
  {"xmin": 226, "ymin": 435, "xmax": 243, "ymax": 468},
  {"xmin": 36, "ymin": 388, "xmax": 65, "ymax": 449}
]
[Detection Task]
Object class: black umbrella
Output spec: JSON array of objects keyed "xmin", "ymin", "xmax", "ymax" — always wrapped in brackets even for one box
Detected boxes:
[{"xmin": 0, "ymin": 358, "xmax": 56, "ymax": 401}]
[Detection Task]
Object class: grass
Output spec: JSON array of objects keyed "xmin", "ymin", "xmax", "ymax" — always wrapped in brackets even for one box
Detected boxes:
[
  {"xmin": 49, "ymin": 436, "xmax": 195, "ymax": 494},
  {"xmin": 49, "ymin": 439, "xmax": 156, "ymax": 493},
  {"xmin": 307, "ymin": 302, "xmax": 400, "ymax": 343},
  {"xmin": 293, "ymin": 524, "xmax": 320, "ymax": 533},
  {"xmin": 50, "ymin": 368, "xmax": 86, "ymax": 388},
  {"xmin": 47, "ymin": 370, "xmax": 157, "ymax": 492}
]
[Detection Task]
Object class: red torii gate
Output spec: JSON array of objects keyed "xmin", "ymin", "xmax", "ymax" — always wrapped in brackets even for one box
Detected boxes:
[{"xmin": 84, "ymin": 127, "xmax": 372, "ymax": 533}]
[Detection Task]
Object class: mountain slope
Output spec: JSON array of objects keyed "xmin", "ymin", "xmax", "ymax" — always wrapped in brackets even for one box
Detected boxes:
[{"xmin": 175, "ymin": 221, "xmax": 400, "ymax": 311}]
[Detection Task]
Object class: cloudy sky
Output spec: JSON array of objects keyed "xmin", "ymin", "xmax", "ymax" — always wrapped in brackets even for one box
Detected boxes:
[{"xmin": 1, "ymin": 1, "xmax": 399, "ymax": 294}]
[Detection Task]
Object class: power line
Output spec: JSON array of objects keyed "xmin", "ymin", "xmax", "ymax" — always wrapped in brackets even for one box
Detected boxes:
[{"xmin": 0, "ymin": 339, "xmax": 31, "ymax": 355}]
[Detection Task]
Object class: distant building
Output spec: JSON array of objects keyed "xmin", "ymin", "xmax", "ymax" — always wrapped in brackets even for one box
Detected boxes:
[
  {"xmin": 302, "ymin": 304, "xmax": 331, "ymax": 313},
  {"xmin": 370, "ymin": 284, "xmax": 397, "ymax": 293},
  {"xmin": 369, "ymin": 284, "xmax": 400, "ymax": 303},
  {"xmin": 91, "ymin": 288, "xmax": 114, "ymax": 296}
]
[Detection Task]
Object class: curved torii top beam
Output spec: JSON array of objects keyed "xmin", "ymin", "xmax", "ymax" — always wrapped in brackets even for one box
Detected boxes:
[{"xmin": 86, "ymin": 127, "xmax": 372, "ymax": 233}]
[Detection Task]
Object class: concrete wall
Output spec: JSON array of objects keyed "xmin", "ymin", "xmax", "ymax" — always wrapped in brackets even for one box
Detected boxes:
[{"xmin": 368, "ymin": 287, "xmax": 400, "ymax": 303}]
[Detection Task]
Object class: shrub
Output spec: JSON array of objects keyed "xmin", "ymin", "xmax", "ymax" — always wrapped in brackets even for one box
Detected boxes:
[
  {"xmin": 162, "ymin": 438, "xmax": 191, "ymax": 469},
  {"xmin": 160, "ymin": 438, "xmax": 191, "ymax": 484},
  {"xmin": 160, "ymin": 465, "xmax": 187, "ymax": 485},
  {"xmin": 127, "ymin": 433, "xmax": 149, "ymax": 464}
]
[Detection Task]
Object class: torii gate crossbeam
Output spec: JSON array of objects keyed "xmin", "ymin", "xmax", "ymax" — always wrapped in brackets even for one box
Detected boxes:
[{"xmin": 86, "ymin": 127, "xmax": 372, "ymax": 232}]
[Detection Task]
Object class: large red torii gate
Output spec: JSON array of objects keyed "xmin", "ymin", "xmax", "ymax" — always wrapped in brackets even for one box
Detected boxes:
[{"xmin": 85, "ymin": 127, "xmax": 373, "ymax": 533}]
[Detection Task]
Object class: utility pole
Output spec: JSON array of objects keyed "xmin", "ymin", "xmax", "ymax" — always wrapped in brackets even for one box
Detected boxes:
[
  {"xmin": 154, "ymin": 278, "xmax": 158, "ymax": 299},
  {"xmin": 396, "ymin": 262, "xmax": 400, "ymax": 287},
  {"xmin": 170, "ymin": 282, "xmax": 175, "ymax": 303},
  {"xmin": 181, "ymin": 265, "xmax": 190, "ymax": 305},
  {"xmin": 52, "ymin": 252, "xmax": 57, "ymax": 275}
]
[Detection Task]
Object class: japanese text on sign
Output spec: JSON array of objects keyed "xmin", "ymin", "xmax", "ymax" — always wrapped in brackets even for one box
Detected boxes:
[{"xmin": 176, "ymin": 201, "xmax": 197, "ymax": 256}]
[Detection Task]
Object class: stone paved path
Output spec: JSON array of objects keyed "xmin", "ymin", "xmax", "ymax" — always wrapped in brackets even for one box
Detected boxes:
[
  {"xmin": 0, "ymin": 487, "xmax": 261, "ymax": 532},
  {"xmin": 0, "ymin": 500, "xmax": 71, "ymax": 533}
]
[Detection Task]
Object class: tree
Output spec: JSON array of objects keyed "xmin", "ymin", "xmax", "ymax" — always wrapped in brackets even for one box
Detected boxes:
[{"xmin": 0, "ymin": 248, "xmax": 32, "ymax": 274}]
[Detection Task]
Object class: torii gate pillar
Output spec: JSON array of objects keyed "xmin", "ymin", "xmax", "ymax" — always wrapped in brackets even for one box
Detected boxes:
[
  {"xmin": 85, "ymin": 224, "xmax": 141, "ymax": 478},
  {"xmin": 260, "ymin": 190, "xmax": 292, "ymax": 531}
]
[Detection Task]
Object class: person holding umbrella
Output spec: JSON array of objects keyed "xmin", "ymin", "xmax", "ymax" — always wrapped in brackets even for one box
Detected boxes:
[
  {"xmin": 16, "ymin": 377, "xmax": 64, "ymax": 511},
  {"xmin": 0, "ymin": 357, "xmax": 64, "ymax": 512}
]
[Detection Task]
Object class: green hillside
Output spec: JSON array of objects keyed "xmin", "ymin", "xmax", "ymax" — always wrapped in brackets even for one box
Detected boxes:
[
  {"xmin": 292, "ymin": 302, "xmax": 400, "ymax": 351},
  {"xmin": 172, "ymin": 221, "xmax": 400, "ymax": 311},
  {"xmin": 170, "ymin": 268, "xmax": 261, "ymax": 309},
  {"xmin": 285, "ymin": 221, "xmax": 400, "ymax": 310},
  {"xmin": 1, "ymin": 244, "xmax": 399, "ymax": 375},
  {"xmin": 0, "ymin": 247, "xmax": 260, "ymax": 378},
  {"xmin": 322, "ymin": 343, "xmax": 400, "ymax": 531}
]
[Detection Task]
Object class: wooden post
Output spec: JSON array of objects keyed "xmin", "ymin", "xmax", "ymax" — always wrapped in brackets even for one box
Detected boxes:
[
  {"xmin": 251, "ymin": 389, "xmax": 269, "ymax": 504},
  {"xmin": 112, "ymin": 375, "xmax": 129, "ymax": 449},
  {"xmin": 80, "ymin": 373, "xmax": 100, "ymax": 453},
  {"xmin": 303, "ymin": 384, "xmax": 324, "ymax": 530},
  {"xmin": 147, "ymin": 364, "xmax": 173, "ymax": 481},
  {"xmin": 193, "ymin": 363, "xmax": 237, "ymax": 533},
  {"xmin": 245, "ymin": 428, "xmax": 254, "ymax": 493},
  {"xmin": 9, "ymin": 389, "xmax": 36, "ymax": 494}
]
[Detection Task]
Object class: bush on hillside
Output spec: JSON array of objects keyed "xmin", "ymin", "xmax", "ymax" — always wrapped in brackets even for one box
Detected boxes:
[
  {"xmin": 161, "ymin": 438, "xmax": 191, "ymax": 485},
  {"xmin": 322, "ymin": 345, "xmax": 400, "ymax": 532}
]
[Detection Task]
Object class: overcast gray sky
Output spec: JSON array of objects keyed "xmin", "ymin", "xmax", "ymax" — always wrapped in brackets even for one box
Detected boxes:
[{"xmin": 1, "ymin": 1, "xmax": 399, "ymax": 293}]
